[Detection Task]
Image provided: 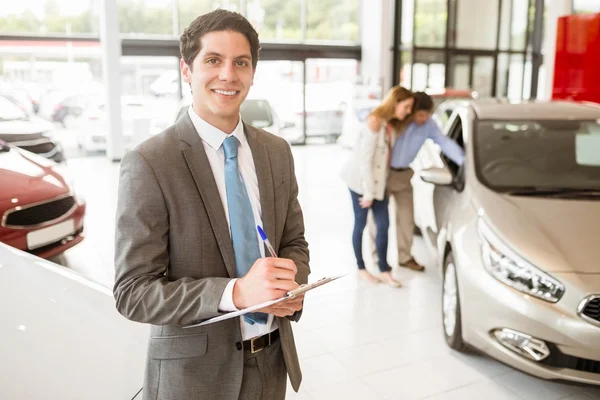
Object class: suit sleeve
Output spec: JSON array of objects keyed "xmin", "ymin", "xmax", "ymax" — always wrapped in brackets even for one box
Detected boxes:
[
  {"xmin": 113, "ymin": 150, "xmax": 230, "ymax": 326},
  {"xmin": 278, "ymin": 143, "xmax": 310, "ymax": 322}
]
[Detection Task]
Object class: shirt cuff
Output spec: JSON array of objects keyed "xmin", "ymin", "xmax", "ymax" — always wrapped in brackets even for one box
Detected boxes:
[{"xmin": 218, "ymin": 279, "xmax": 240, "ymax": 312}]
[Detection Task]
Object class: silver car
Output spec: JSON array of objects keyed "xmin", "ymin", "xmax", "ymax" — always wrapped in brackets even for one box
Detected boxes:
[{"xmin": 412, "ymin": 99, "xmax": 600, "ymax": 385}]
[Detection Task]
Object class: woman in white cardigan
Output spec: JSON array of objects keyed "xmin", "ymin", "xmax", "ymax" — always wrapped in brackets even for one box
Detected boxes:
[{"xmin": 341, "ymin": 86, "xmax": 414, "ymax": 287}]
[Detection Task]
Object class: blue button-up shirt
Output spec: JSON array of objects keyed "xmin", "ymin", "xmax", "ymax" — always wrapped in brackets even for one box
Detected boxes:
[{"xmin": 390, "ymin": 118, "xmax": 465, "ymax": 168}]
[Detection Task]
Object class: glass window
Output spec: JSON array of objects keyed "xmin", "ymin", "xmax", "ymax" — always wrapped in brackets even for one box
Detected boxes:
[
  {"xmin": 302, "ymin": 59, "xmax": 357, "ymax": 141},
  {"xmin": 414, "ymin": 50, "xmax": 446, "ymax": 91},
  {"xmin": 496, "ymin": 53, "xmax": 509, "ymax": 97},
  {"xmin": 250, "ymin": 60, "xmax": 304, "ymax": 142},
  {"xmin": 414, "ymin": 0, "xmax": 447, "ymax": 47},
  {"xmin": 507, "ymin": 54, "xmax": 524, "ymax": 100},
  {"xmin": 498, "ymin": 0, "xmax": 529, "ymax": 51},
  {"xmin": 119, "ymin": 56, "xmax": 180, "ymax": 135},
  {"xmin": 399, "ymin": 51, "xmax": 413, "ymax": 89},
  {"xmin": 453, "ymin": 0, "xmax": 499, "ymax": 49},
  {"xmin": 0, "ymin": 0, "xmax": 98, "ymax": 35},
  {"xmin": 178, "ymin": 0, "xmax": 242, "ymax": 35},
  {"xmin": 401, "ymin": 0, "xmax": 415, "ymax": 46},
  {"xmin": 522, "ymin": 57, "xmax": 532, "ymax": 99},
  {"xmin": 449, "ymin": 55, "xmax": 470, "ymax": 91},
  {"xmin": 475, "ymin": 120, "xmax": 600, "ymax": 192},
  {"xmin": 472, "ymin": 56, "xmax": 494, "ymax": 97},
  {"xmin": 119, "ymin": 0, "xmax": 175, "ymax": 36},
  {"xmin": 246, "ymin": 0, "xmax": 302, "ymax": 41},
  {"xmin": 574, "ymin": 0, "xmax": 600, "ymax": 13},
  {"xmin": 0, "ymin": 45, "xmax": 106, "ymax": 159},
  {"xmin": 307, "ymin": 0, "xmax": 359, "ymax": 42}
]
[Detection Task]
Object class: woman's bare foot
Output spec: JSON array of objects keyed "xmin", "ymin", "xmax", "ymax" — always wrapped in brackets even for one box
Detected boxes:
[
  {"xmin": 379, "ymin": 271, "xmax": 402, "ymax": 288},
  {"xmin": 358, "ymin": 269, "xmax": 380, "ymax": 284}
]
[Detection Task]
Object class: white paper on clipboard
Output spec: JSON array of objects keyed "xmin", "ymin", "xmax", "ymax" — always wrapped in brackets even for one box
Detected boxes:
[{"xmin": 184, "ymin": 274, "xmax": 348, "ymax": 329}]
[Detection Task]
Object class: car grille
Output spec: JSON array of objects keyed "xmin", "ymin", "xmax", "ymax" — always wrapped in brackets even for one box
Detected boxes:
[
  {"xmin": 542, "ymin": 344, "xmax": 600, "ymax": 374},
  {"xmin": 3, "ymin": 196, "xmax": 76, "ymax": 228},
  {"xmin": 581, "ymin": 297, "xmax": 600, "ymax": 324}
]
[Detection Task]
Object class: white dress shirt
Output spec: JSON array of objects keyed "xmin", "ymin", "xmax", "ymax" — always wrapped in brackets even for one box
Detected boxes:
[{"xmin": 187, "ymin": 106, "xmax": 277, "ymax": 340}]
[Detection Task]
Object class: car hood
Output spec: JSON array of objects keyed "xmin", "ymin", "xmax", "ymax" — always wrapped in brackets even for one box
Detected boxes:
[
  {"xmin": 0, "ymin": 148, "xmax": 69, "ymax": 202},
  {"xmin": 0, "ymin": 117, "xmax": 52, "ymax": 136},
  {"xmin": 476, "ymin": 188, "xmax": 600, "ymax": 274},
  {"xmin": 0, "ymin": 244, "xmax": 147, "ymax": 399}
]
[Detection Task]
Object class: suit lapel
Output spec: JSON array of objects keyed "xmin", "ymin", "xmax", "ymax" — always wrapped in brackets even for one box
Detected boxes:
[
  {"xmin": 244, "ymin": 122, "xmax": 277, "ymax": 253},
  {"xmin": 177, "ymin": 113, "xmax": 237, "ymax": 278}
]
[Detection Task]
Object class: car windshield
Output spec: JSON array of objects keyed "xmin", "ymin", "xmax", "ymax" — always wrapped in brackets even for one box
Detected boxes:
[
  {"xmin": 0, "ymin": 96, "xmax": 28, "ymax": 121},
  {"xmin": 475, "ymin": 119, "xmax": 600, "ymax": 194},
  {"xmin": 240, "ymin": 100, "xmax": 273, "ymax": 128}
]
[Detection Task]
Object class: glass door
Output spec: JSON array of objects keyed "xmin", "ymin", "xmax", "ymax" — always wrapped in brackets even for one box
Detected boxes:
[{"xmin": 448, "ymin": 52, "xmax": 496, "ymax": 97}]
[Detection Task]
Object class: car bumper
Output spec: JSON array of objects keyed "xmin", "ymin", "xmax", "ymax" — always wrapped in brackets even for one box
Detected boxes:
[
  {"xmin": 0, "ymin": 203, "xmax": 86, "ymax": 259},
  {"xmin": 458, "ymin": 248, "xmax": 600, "ymax": 385}
]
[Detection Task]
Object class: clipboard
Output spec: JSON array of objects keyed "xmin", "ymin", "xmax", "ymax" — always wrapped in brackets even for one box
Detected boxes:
[{"xmin": 184, "ymin": 273, "xmax": 348, "ymax": 328}]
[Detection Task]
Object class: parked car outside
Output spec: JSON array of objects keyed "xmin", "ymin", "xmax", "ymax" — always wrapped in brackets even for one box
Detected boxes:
[
  {"xmin": 412, "ymin": 98, "xmax": 600, "ymax": 384},
  {"xmin": 51, "ymin": 93, "xmax": 90, "ymax": 126},
  {"xmin": 69, "ymin": 96, "xmax": 163, "ymax": 154},
  {"xmin": 0, "ymin": 94, "xmax": 66, "ymax": 163},
  {"xmin": 0, "ymin": 141, "xmax": 86, "ymax": 259},
  {"xmin": 0, "ymin": 242, "xmax": 147, "ymax": 399}
]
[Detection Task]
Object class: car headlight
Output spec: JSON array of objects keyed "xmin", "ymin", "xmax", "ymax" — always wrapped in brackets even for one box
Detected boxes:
[
  {"xmin": 477, "ymin": 218, "xmax": 565, "ymax": 303},
  {"xmin": 52, "ymin": 164, "xmax": 85, "ymax": 202}
]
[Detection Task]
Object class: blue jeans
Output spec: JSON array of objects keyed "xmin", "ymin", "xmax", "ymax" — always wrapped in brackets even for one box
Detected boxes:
[{"xmin": 349, "ymin": 190, "xmax": 390, "ymax": 273}]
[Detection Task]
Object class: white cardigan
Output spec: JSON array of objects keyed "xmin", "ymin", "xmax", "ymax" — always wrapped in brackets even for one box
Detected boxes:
[{"xmin": 340, "ymin": 122, "xmax": 390, "ymax": 201}]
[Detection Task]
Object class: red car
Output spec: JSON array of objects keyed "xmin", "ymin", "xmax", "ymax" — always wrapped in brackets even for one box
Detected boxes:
[{"xmin": 0, "ymin": 140, "xmax": 85, "ymax": 259}]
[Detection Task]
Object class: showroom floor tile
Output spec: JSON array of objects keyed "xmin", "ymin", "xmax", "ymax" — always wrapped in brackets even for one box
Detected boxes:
[{"xmin": 58, "ymin": 143, "xmax": 600, "ymax": 400}]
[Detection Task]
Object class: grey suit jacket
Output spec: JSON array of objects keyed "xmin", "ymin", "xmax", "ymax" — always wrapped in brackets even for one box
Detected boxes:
[{"xmin": 113, "ymin": 113, "xmax": 310, "ymax": 400}]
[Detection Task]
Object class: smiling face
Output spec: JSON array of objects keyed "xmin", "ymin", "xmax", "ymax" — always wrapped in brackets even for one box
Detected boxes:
[{"xmin": 181, "ymin": 30, "xmax": 255, "ymax": 133}]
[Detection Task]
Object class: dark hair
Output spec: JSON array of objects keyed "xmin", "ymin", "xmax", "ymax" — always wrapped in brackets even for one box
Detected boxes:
[
  {"xmin": 413, "ymin": 91, "xmax": 434, "ymax": 112},
  {"xmin": 180, "ymin": 9, "xmax": 260, "ymax": 70}
]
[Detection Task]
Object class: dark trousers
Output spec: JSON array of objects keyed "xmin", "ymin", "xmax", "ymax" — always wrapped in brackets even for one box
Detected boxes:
[
  {"xmin": 239, "ymin": 338, "xmax": 286, "ymax": 400},
  {"xmin": 349, "ymin": 190, "xmax": 390, "ymax": 273}
]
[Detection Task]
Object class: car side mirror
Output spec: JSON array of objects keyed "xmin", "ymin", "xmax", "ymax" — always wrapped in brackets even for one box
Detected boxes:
[{"xmin": 420, "ymin": 167, "xmax": 453, "ymax": 185}]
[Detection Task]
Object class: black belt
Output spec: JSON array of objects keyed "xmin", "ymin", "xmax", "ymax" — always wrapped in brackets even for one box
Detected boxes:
[
  {"xmin": 243, "ymin": 329, "xmax": 279, "ymax": 353},
  {"xmin": 390, "ymin": 167, "xmax": 410, "ymax": 172}
]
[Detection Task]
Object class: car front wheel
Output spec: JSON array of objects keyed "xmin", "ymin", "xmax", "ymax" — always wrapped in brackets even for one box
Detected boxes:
[{"xmin": 442, "ymin": 252, "xmax": 468, "ymax": 352}]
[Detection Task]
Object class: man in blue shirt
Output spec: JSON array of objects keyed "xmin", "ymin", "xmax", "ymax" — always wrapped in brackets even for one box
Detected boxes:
[{"xmin": 384, "ymin": 91, "xmax": 464, "ymax": 272}]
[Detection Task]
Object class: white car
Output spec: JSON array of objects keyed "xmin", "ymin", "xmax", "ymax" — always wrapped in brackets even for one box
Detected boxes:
[
  {"xmin": 0, "ymin": 243, "xmax": 148, "ymax": 399},
  {"xmin": 412, "ymin": 99, "xmax": 600, "ymax": 384},
  {"xmin": 70, "ymin": 96, "xmax": 163, "ymax": 154}
]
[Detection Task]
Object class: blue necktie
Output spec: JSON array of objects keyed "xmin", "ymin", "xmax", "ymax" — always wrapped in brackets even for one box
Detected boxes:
[{"xmin": 223, "ymin": 136, "xmax": 268, "ymax": 325}]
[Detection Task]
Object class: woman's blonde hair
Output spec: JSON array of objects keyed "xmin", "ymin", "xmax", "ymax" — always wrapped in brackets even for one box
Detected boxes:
[{"xmin": 370, "ymin": 86, "xmax": 413, "ymax": 130}]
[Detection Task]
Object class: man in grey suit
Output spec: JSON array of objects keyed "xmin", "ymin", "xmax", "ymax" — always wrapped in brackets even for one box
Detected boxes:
[{"xmin": 114, "ymin": 9, "xmax": 310, "ymax": 400}]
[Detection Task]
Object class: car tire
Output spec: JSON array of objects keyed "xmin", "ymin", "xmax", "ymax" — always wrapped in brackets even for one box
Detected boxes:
[{"xmin": 442, "ymin": 252, "xmax": 468, "ymax": 352}]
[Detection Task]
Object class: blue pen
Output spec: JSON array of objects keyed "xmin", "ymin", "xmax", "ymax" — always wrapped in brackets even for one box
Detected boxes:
[{"xmin": 257, "ymin": 225, "xmax": 277, "ymax": 258}]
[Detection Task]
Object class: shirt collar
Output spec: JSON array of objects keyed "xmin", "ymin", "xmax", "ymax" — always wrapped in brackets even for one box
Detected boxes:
[{"xmin": 187, "ymin": 105, "xmax": 246, "ymax": 150}]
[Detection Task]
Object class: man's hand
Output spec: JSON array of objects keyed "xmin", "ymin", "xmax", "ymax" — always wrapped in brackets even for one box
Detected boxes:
[
  {"xmin": 232, "ymin": 257, "xmax": 299, "ymax": 310},
  {"xmin": 260, "ymin": 294, "xmax": 305, "ymax": 317}
]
